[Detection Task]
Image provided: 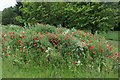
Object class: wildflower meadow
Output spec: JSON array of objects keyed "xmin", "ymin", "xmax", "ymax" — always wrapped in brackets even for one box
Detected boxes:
[{"xmin": 1, "ymin": 24, "xmax": 119, "ymax": 78}]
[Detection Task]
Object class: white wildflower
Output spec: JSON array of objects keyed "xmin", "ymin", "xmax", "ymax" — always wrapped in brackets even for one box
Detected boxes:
[
  {"xmin": 45, "ymin": 47, "xmax": 52, "ymax": 53},
  {"xmin": 62, "ymin": 29, "xmax": 70, "ymax": 35}
]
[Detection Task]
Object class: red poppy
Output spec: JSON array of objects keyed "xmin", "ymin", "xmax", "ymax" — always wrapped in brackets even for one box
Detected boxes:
[
  {"xmin": 40, "ymin": 35, "xmax": 43, "ymax": 38},
  {"xmin": 89, "ymin": 40, "xmax": 92, "ymax": 43},
  {"xmin": 36, "ymin": 32, "xmax": 38, "ymax": 34},
  {"xmin": 113, "ymin": 52, "xmax": 118, "ymax": 59},
  {"xmin": 34, "ymin": 38, "xmax": 39, "ymax": 41},
  {"xmin": 2, "ymin": 34, "xmax": 5, "ymax": 37},
  {"xmin": 67, "ymin": 34, "xmax": 70, "ymax": 36},
  {"xmin": 46, "ymin": 59, "xmax": 49, "ymax": 62},
  {"xmin": 79, "ymin": 53, "xmax": 82, "ymax": 56},
  {"xmin": 100, "ymin": 49, "xmax": 104, "ymax": 52},
  {"xmin": 68, "ymin": 52, "xmax": 70, "ymax": 55},
  {"xmin": 10, "ymin": 35, "xmax": 14, "ymax": 38},
  {"xmin": 3, "ymin": 38, "xmax": 7, "ymax": 41},
  {"xmin": 22, "ymin": 31, "xmax": 25, "ymax": 34},
  {"xmin": 109, "ymin": 47, "xmax": 112, "ymax": 51},
  {"xmin": 89, "ymin": 46, "xmax": 94, "ymax": 50},
  {"xmin": 64, "ymin": 37, "xmax": 68, "ymax": 40},
  {"xmin": 46, "ymin": 31, "xmax": 48, "ymax": 34},
  {"xmin": 6, "ymin": 53, "xmax": 9, "ymax": 57},
  {"xmin": 73, "ymin": 32, "xmax": 76, "ymax": 35},
  {"xmin": 92, "ymin": 51, "xmax": 96, "ymax": 54},
  {"xmin": 20, "ymin": 26, "xmax": 22, "ymax": 28},
  {"xmin": 74, "ymin": 62, "xmax": 77, "ymax": 65},
  {"xmin": 107, "ymin": 56, "xmax": 112, "ymax": 58},
  {"xmin": 19, "ymin": 35, "xmax": 24, "ymax": 39},
  {"xmin": 38, "ymin": 48, "xmax": 40, "ymax": 51},
  {"xmin": 41, "ymin": 47, "xmax": 45, "ymax": 52},
  {"xmin": 85, "ymin": 44, "xmax": 88, "ymax": 46},
  {"xmin": 20, "ymin": 48, "xmax": 22, "ymax": 52},
  {"xmin": 3, "ymin": 48, "xmax": 7, "ymax": 51},
  {"xmin": 12, "ymin": 32, "xmax": 14, "ymax": 34},
  {"xmin": 34, "ymin": 42, "xmax": 37, "ymax": 47},
  {"xmin": 53, "ymin": 43, "xmax": 57, "ymax": 47},
  {"xmin": 55, "ymin": 34, "xmax": 58, "ymax": 37},
  {"xmin": 90, "ymin": 34, "xmax": 93, "ymax": 36},
  {"xmin": 84, "ymin": 32, "xmax": 88, "ymax": 36},
  {"xmin": 117, "ymin": 60, "xmax": 120, "ymax": 64},
  {"xmin": 18, "ymin": 40, "xmax": 21, "ymax": 44}
]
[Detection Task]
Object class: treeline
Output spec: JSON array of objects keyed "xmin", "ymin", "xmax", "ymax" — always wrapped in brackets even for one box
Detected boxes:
[{"xmin": 2, "ymin": 2, "xmax": 120, "ymax": 33}]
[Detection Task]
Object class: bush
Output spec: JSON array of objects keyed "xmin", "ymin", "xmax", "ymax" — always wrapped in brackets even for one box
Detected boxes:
[{"xmin": 1, "ymin": 24, "xmax": 119, "ymax": 72}]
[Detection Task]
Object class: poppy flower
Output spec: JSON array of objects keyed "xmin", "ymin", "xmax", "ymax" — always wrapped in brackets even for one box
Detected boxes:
[
  {"xmin": 6, "ymin": 53, "xmax": 9, "ymax": 57},
  {"xmin": 2, "ymin": 34, "xmax": 6, "ymax": 37},
  {"xmin": 36, "ymin": 32, "xmax": 38, "ymax": 34},
  {"xmin": 46, "ymin": 31, "xmax": 48, "ymax": 34},
  {"xmin": 117, "ymin": 60, "xmax": 120, "ymax": 64},
  {"xmin": 64, "ymin": 37, "xmax": 68, "ymax": 40},
  {"xmin": 90, "ymin": 34, "xmax": 93, "ymax": 36},
  {"xmin": 19, "ymin": 35, "xmax": 24, "ymax": 39},
  {"xmin": 20, "ymin": 26, "xmax": 22, "ymax": 28},
  {"xmin": 20, "ymin": 48, "xmax": 22, "ymax": 52},
  {"xmin": 107, "ymin": 56, "xmax": 112, "ymax": 58},
  {"xmin": 3, "ymin": 38, "xmax": 7, "ymax": 41},
  {"xmin": 55, "ymin": 34, "xmax": 58, "ymax": 37},
  {"xmin": 42, "ymin": 47, "xmax": 45, "ymax": 52},
  {"xmin": 89, "ymin": 40, "xmax": 92, "ymax": 43},
  {"xmin": 67, "ymin": 34, "xmax": 70, "ymax": 36},
  {"xmin": 100, "ymin": 49, "xmax": 104, "ymax": 52},
  {"xmin": 34, "ymin": 42, "xmax": 37, "ymax": 47},
  {"xmin": 53, "ymin": 43, "xmax": 57, "ymax": 47},
  {"xmin": 34, "ymin": 38, "xmax": 39, "ymax": 41},
  {"xmin": 30, "ymin": 36, "xmax": 32, "ymax": 38},
  {"xmin": 10, "ymin": 35, "xmax": 14, "ymax": 38},
  {"xmin": 92, "ymin": 51, "xmax": 96, "ymax": 54},
  {"xmin": 89, "ymin": 46, "xmax": 94, "ymax": 50},
  {"xmin": 79, "ymin": 53, "xmax": 82, "ymax": 56},
  {"xmin": 38, "ymin": 48, "xmax": 40, "ymax": 51},
  {"xmin": 12, "ymin": 32, "xmax": 14, "ymax": 34},
  {"xmin": 68, "ymin": 52, "xmax": 70, "ymax": 55},
  {"xmin": 22, "ymin": 31, "xmax": 25, "ymax": 34},
  {"xmin": 18, "ymin": 40, "xmax": 21, "ymax": 44},
  {"xmin": 84, "ymin": 32, "xmax": 88, "ymax": 36},
  {"xmin": 40, "ymin": 35, "xmax": 43, "ymax": 38},
  {"xmin": 85, "ymin": 44, "xmax": 88, "ymax": 46},
  {"xmin": 109, "ymin": 47, "xmax": 112, "ymax": 51},
  {"xmin": 74, "ymin": 62, "xmax": 77, "ymax": 65}
]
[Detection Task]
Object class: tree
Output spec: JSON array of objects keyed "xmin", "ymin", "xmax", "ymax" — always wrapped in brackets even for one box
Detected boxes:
[
  {"xmin": 15, "ymin": 2, "xmax": 119, "ymax": 33},
  {"xmin": 2, "ymin": 7, "xmax": 18, "ymax": 25}
]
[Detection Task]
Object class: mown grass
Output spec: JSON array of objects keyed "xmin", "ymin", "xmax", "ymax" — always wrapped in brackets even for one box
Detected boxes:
[
  {"xmin": 2, "ymin": 57, "xmax": 118, "ymax": 78},
  {"xmin": 105, "ymin": 31, "xmax": 119, "ymax": 41},
  {"xmin": 105, "ymin": 31, "xmax": 119, "ymax": 52}
]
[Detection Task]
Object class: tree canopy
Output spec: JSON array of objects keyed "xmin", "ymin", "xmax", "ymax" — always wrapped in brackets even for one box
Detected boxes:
[{"xmin": 2, "ymin": 2, "xmax": 120, "ymax": 33}]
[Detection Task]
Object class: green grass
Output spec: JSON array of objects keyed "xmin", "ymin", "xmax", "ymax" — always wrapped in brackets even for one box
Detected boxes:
[
  {"xmin": 3, "ymin": 58, "xmax": 118, "ymax": 78},
  {"xmin": 105, "ymin": 31, "xmax": 119, "ymax": 41},
  {"xmin": 104, "ymin": 31, "xmax": 119, "ymax": 52},
  {"xmin": 108, "ymin": 40, "xmax": 119, "ymax": 51}
]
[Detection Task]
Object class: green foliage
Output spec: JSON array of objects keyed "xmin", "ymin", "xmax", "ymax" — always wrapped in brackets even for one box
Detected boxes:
[
  {"xmin": 2, "ymin": 7, "xmax": 19, "ymax": 25},
  {"xmin": 2, "ymin": 24, "xmax": 119, "ymax": 73},
  {"xmin": 15, "ymin": 2, "xmax": 119, "ymax": 33}
]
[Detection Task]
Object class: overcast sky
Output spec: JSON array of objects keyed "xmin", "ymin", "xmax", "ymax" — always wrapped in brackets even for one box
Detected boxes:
[{"xmin": 0, "ymin": 0, "xmax": 17, "ymax": 11}]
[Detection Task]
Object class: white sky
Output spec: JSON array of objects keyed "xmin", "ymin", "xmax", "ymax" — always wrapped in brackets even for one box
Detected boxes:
[{"xmin": 0, "ymin": 0, "xmax": 17, "ymax": 11}]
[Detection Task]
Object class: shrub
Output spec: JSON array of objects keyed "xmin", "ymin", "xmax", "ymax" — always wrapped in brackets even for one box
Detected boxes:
[{"xmin": 1, "ymin": 24, "xmax": 119, "ymax": 72}]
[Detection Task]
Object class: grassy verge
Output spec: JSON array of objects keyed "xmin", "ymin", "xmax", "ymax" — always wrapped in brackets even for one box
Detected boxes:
[
  {"xmin": 105, "ymin": 31, "xmax": 119, "ymax": 41},
  {"xmin": 3, "ymin": 58, "xmax": 118, "ymax": 78}
]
